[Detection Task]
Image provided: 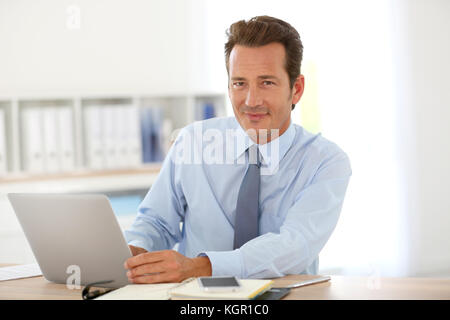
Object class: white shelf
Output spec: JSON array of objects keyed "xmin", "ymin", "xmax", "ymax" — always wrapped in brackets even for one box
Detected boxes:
[
  {"xmin": 0, "ymin": 165, "xmax": 161, "ymax": 193},
  {"xmin": 0, "ymin": 92, "xmax": 227, "ymax": 185}
]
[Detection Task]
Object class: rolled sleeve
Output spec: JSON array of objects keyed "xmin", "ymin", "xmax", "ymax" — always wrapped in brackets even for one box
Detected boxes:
[
  {"xmin": 200, "ymin": 250, "xmax": 244, "ymax": 278},
  {"xmin": 126, "ymin": 239, "xmax": 152, "ymax": 252}
]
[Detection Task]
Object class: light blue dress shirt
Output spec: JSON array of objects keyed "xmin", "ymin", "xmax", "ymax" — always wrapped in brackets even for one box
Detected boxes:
[{"xmin": 125, "ymin": 116, "xmax": 352, "ymax": 278}]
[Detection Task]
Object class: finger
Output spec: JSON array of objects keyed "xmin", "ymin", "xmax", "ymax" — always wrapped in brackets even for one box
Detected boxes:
[
  {"xmin": 127, "ymin": 261, "xmax": 168, "ymax": 278},
  {"xmin": 130, "ymin": 271, "xmax": 181, "ymax": 284},
  {"xmin": 124, "ymin": 250, "xmax": 166, "ymax": 269}
]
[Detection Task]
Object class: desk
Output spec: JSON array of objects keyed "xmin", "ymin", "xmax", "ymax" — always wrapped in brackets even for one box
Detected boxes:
[{"xmin": 1, "ymin": 265, "xmax": 449, "ymax": 300}]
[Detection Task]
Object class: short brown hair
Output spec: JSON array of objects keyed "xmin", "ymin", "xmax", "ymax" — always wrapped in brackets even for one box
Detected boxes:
[{"xmin": 225, "ymin": 16, "xmax": 303, "ymax": 109}]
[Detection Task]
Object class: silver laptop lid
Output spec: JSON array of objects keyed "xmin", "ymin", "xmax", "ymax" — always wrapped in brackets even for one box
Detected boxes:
[{"xmin": 7, "ymin": 193, "xmax": 132, "ymax": 288}]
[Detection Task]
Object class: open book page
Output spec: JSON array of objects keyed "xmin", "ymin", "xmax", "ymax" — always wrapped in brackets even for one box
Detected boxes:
[{"xmin": 95, "ymin": 283, "xmax": 178, "ymax": 300}]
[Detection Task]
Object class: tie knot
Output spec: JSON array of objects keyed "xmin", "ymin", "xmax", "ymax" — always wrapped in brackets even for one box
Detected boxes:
[{"xmin": 248, "ymin": 144, "xmax": 261, "ymax": 168}]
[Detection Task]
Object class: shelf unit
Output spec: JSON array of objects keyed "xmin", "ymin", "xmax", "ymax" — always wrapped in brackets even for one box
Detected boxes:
[
  {"xmin": 0, "ymin": 92, "xmax": 227, "ymax": 184},
  {"xmin": 0, "ymin": 93, "xmax": 228, "ymax": 261}
]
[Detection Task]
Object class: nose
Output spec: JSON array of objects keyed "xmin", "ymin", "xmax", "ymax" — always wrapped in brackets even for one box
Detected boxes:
[{"xmin": 245, "ymin": 84, "xmax": 263, "ymax": 107}]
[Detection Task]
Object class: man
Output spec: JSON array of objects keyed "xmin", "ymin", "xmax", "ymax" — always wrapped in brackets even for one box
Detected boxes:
[{"xmin": 124, "ymin": 16, "xmax": 351, "ymax": 284}]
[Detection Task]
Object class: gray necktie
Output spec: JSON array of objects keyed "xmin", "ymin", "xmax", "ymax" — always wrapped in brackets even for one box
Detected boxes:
[{"xmin": 233, "ymin": 144, "xmax": 261, "ymax": 249}]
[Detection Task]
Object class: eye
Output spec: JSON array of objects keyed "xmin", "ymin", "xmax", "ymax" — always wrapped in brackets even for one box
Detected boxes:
[
  {"xmin": 263, "ymin": 80, "xmax": 275, "ymax": 86},
  {"xmin": 232, "ymin": 81, "xmax": 245, "ymax": 87}
]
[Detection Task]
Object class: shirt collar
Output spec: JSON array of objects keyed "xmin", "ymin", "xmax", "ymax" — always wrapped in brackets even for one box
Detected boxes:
[{"xmin": 233, "ymin": 118, "xmax": 296, "ymax": 171}]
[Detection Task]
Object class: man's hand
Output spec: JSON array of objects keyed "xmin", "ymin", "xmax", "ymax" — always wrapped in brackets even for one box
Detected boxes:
[{"xmin": 124, "ymin": 249, "xmax": 212, "ymax": 284}]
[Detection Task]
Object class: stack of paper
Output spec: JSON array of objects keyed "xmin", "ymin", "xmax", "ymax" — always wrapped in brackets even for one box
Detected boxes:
[{"xmin": 0, "ymin": 263, "xmax": 42, "ymax": 281}]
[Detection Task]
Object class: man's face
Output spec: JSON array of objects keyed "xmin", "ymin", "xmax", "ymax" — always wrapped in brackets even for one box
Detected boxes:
[{"xmin": 228, "ymin": 42, "xmax": 304, "ymax": 143}]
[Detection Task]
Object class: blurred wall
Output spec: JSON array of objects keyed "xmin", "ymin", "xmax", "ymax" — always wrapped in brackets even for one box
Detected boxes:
[
  {"xmin": 391, "ymin": 0, "xmax": 450, "ymax": 277},
  {"xmin": 0, "ymin": 0, "xmax": 198, "ymax": 96}
]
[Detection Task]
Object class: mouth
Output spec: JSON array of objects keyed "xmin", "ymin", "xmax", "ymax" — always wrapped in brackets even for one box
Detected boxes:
[{"xmin": 244, "ymin": 112, "xmax": 268, "ymax": 121}]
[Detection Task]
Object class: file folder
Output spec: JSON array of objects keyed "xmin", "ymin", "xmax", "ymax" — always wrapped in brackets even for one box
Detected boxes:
[
  {"xmin": 121, "ymin": 105, "xmax": 142, "ymax": 167},
  {"xmin": 0, "ymin": 109, "xmax": 7, "ymax": 175},
  {"xmin": 42, "ymin": 107, "xmax": 60, "ymax": 173},
  {"xmin": 58, "ymin": 107, "xmax": 76, "ymax": 172},
  {"xmin": 84, "ymin": 106, "xmax": 105, "ymax": 170},
  {"xmin": 21, "ymin": 107, "xmax": 45, "ymax": 173}
]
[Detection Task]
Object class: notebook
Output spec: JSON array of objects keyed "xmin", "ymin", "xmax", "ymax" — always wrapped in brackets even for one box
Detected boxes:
[
  {"xmin": 95, "ymin": 278, "xmax": 273, "ymax": 300},
  {"xmin": 95, "ymin": 283, "xmax": 177, "ymax": 300},
  {"xmin": 170, "ymin": 278, "xmax": 273, "ymax": 300}
]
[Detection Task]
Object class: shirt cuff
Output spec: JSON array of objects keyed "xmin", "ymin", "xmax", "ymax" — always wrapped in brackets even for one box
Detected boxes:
[
  {"xmin": 199, "ymin": 250, "xmax": 244, "ymax": 278},
  {"xmin": 126, "ymin": 239, "xmax": 151, "ymax": 252}
]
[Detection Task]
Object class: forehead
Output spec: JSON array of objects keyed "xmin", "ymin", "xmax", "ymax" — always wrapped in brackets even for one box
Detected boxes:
[{"xmin": 228, "ymin": 43, "xmax": 287, "ymax": 78}]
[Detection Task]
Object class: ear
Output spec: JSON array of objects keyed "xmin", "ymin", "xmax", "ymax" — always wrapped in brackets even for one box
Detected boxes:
[{"xmin": 291, "ymin": 74, "xmax": 305, "ymax": 105}]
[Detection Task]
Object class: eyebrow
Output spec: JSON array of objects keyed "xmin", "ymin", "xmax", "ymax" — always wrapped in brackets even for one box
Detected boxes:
[{"xmin": 230, "ymin": 75, "xmax": 280, "ymax": 81}]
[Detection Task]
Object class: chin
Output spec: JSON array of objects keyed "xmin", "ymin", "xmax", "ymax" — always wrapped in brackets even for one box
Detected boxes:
[
  {"xmin": 242, "ymin": 123, "xmax": 274, "ymax": 141},
  {"xmin": 242, "ymin": 120, "xmax": 268, "ymax": 132}
]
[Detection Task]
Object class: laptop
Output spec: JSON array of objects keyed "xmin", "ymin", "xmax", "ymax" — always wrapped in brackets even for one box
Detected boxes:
[{"xmin": 7, "ymin": 193, "xmax": 132, "ymax": 288}]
